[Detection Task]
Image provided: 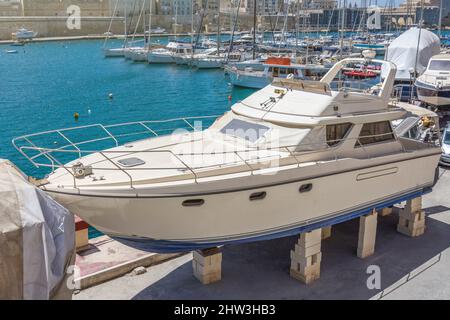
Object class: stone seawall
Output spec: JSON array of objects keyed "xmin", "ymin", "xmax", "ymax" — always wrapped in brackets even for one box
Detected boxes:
[
  {"xmin": 0, "ymin": 14, "xmax": 299, "ymax": 41},
  {"xmin": 0, "ymin": 16, "xmax": 126, "ymax": 40}
]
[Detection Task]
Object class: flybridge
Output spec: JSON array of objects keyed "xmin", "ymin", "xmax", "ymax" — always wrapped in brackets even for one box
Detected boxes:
[{"xmin": 231, "ymin": 56, "xmax": 399, "ymax": 126}]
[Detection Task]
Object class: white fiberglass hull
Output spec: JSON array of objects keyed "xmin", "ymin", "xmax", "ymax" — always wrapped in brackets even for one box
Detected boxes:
[
  {"xmin": 229, "ymin": 71, "xmax": 270, "ymax": 89},
  {"xmin": 103, "ymin": 48, "xmax": 126, "ymax": 57},
  {"xmin": 130, "ymin": 50, "xmax": 149, "ymax": 62},
  {"xmin": 45, "ymin": 153, "xmax": 439, "ymax": 252},
  {"xmin": 416, "ymin": 85, "xmax": 450, "ymax": 106},
  {"xmin": 148, "ymin": 52, "xmax": 175, "ymax": 64},
  {"xmin": 193, "ymin": 59, "xmax": 224, "ymax": 69}
]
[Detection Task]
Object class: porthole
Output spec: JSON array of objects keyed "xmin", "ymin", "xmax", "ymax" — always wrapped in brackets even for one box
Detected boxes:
[
  {"xmin": 182, "ymin": 199, "xmax": 205, "ymax": 207},
  {"xmin": 250, "ymin": 191, "xmax": 267, "ymax": 201},
  {"xmin": 299, "ymin": 183, "xmax": 313, "ymax": 193}
]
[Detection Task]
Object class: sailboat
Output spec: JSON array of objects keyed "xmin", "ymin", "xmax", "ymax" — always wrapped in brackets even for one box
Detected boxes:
[{"xmin": 103, "ymin": 0, "xmax": 127, "ymax": 58}]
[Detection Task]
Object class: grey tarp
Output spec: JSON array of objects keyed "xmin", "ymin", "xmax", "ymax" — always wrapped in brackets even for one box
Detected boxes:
[
  {"xmin": 382, "ymin": 27, "xmax": 441, "ymax": 81},
  {"xmin": 0, "ymin": 160, "xmax": 75, "ymax": 299}
]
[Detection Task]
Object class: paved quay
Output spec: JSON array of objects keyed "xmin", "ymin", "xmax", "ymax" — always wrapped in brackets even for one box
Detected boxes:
[
  {"xmin": 75, "ymin": 168, "xmax": 450, "ymax": 300},
  {"xmin": 74, "ymin": 235, "xmax": 184, "ymax": 289}
]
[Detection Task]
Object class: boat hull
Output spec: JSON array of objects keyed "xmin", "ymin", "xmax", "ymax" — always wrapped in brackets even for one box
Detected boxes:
[
  {"xmin": 416, "ymin": 86, "xmax": 450, "ymax": 106},
  {"xmin": 194, "ymin": 59, "xmax": 224, "ymax": 69},
  {"xmin": 103, "ymin": 48, "xmax": 125, "ymax": 57},
  {"xmin": 228, "ymin": 71, "xmax": 270, "ymax": 89},
  {"xmin": 45, "ymin": 154, "xmax": 440, "ymax": 252},
  {"xmin": 130, "ymin": 51, "xmax": 148, "ymax": 62},
  {"xmin": 147, "ymin": 53, "xmax": 175, "ymax": 64}
]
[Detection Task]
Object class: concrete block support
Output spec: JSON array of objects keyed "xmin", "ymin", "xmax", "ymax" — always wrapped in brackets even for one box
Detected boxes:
[
  {"xmin": 397, "ymin": 197, "xmax": 425, "ymax": 237},
  {"xmin": 322, "ymin": 226, "xmax": 332, "ymax": 239},
  {"xmin": 290, "ymin": 229, "xmax": 322, "ymax": 284},
  {"xmin": 357, "ymin": 209, "xmax": 378, "ymax": 259},
  {"xmin": 192, "ymin": 247, "xmax": 222, "ymax": 285}
]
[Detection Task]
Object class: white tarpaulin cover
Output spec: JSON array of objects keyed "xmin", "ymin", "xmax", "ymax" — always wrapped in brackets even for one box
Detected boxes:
[
  {"xmin": 382, "ymin": 27, "xmax": 440, "ymax": 81},
  {"xmin": 0, "ymin": 160, "xmax": 75, "ymax": 300}
]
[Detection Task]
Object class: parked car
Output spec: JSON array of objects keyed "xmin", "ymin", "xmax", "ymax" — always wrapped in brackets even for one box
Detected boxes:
[{"xmin": 440, "ymin": 123, "xmax": 450, "ymax": 166}]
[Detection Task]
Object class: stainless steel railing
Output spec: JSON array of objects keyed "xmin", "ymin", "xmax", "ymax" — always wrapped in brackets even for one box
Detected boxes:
[{"xmin": 13, "ymin": 116, "xmax": 436, "ymax": 190}]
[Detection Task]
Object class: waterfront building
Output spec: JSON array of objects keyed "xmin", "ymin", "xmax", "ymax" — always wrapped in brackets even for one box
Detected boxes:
[
  {"xmin": 245, "ymin": 0, "xmax": 281, "ymax": 15},
  {"xmin": 159, "ymin": 0, "xmax": 192, "ymax": 15},
  {"xmin": 20, "ymin": 0, "xmax": 110, "ymax": 17},
  {"xmin": 0, "ymin": 0, "xmax": 22, "ymax": 16}
]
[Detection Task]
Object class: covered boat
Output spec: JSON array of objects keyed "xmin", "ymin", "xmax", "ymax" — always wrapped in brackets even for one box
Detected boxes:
[
  {"xmin": 382, "ymin": 27, "xmax": 440, "ymax": 81},
  {"xmin": 0, "ymin": 160, "xmax": 75, "ymax": 299}
]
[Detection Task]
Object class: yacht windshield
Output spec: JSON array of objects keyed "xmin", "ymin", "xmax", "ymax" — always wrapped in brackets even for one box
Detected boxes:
[
  {"xmin": 429, "ymin": 60, "xmax": 450, "ymax": 71},
  {"xmin": 220, "ymin": 119, "xmax": 269, "ymax": 143},
  {"xmin": 444, "ymin": 130, "xmax": 450, "ymax": 144}
]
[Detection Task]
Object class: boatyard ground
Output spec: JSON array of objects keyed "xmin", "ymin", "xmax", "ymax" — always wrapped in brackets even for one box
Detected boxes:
[{"xmin": 75, "ymin": 167, "xmax": 450, "ymax": 300}]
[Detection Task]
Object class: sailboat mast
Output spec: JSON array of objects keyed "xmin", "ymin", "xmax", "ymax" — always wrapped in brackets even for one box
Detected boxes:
[
  {"xmin": 438, "ymin": 0, "xmax": 443, "ymax": 38},
  {"xmin": 217, "ymin": 4, "xmax": 221, "ymax": 56},
  {"xmin": 191, "ymin": 0, "xmax": 194, "ymax": 44},
  {"xmin": 253, "ymin": 0, "xmax": 257, "ymax": 59},
  {"xmin": 148, "ymin": 0, "xmax": 152, "ymax": 49},
  {"xmin": 413, "ymin": 0, "xmax": 425, "ymax": 99}
]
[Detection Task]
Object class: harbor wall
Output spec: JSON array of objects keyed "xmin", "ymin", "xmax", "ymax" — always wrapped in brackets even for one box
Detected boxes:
[
  {"xmin": 0, "ymin": 14, "xmax": 253, "ymax": 40},
  {"xmin": 0, "ymin": 16, "xmax": 126, "ymax": 40}
]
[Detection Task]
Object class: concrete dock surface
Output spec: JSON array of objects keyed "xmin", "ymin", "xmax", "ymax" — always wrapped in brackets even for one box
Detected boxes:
[{"xmin": 75, "ymin": 167, "xmax": 450, "ymax": 300}]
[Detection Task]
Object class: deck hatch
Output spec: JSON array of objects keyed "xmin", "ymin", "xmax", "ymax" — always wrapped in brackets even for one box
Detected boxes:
[{"xmin": 117, "ymin": 157, "xmax": 146, "ymax": 167}]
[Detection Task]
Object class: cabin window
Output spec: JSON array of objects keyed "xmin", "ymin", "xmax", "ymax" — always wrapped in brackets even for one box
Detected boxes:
[
  {"xmin": 428, "ymin": 60, "xmax": 450, "ymax": 71},
  {"xmin": 356, "ymin": 121, "xmax": 395, "ymax": 147},
  {"xmin": 220, "ymin": 119, "xmax": 269, "ymax": 143},
  {"xmin": 326, "ymin": 123, "xmax": 352, "ymax": 146},
  {"xmin": 272, "ymin": 67, "xmax": 279, "ymax": 77}
]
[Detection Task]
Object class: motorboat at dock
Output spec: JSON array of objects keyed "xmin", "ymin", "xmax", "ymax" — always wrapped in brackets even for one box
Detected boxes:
[
  {"xmin": 415, "ymin": 54, "xmax": 450, "ymax": 107},
  {"xmin": 227, "ymin": 57, "xmax": 330, "ymax": 89}
]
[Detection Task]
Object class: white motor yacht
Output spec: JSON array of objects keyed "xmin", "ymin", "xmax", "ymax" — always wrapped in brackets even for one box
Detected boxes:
[
  {"xmin": 415, "ymin": 54, "xmax": 450, "ymax": 107},
  {"xmin": 14, "ymin": 56, "xmax": 441, "ymax": 252},
  {"xmin": 148, "ymin": 42, "xmax": 193, "ymax": 64},
  {"xmin": 228, "ymin": 57, "xmax": 330, "ymax": 89}
]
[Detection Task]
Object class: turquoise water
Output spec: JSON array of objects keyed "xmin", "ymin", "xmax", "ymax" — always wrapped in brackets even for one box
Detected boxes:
[{"xmin": 0, "ymin": 39, "xmax": 255, "ymax": 177}]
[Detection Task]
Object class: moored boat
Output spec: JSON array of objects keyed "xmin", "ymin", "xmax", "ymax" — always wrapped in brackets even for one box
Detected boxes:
[
  {"xmin": 227, "ymin": 57, "xmax": 329, "ymax": 89},
  {"xmin": 415, "ymin": 54, "xmax": 450, "ymax": 107}
]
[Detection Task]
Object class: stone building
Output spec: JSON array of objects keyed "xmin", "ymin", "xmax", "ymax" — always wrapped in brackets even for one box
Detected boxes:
[
  {"xmin": 0, "ymin": 0, "xmax": 22, "ymax": 16},
  {"xmin": 20, "ymin": 0, "xmax": 110, "ymax": 17}
]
